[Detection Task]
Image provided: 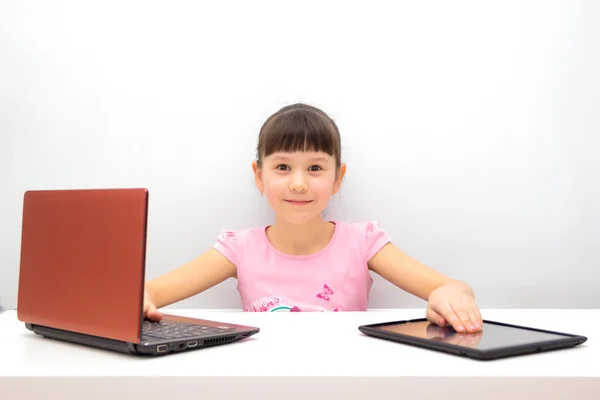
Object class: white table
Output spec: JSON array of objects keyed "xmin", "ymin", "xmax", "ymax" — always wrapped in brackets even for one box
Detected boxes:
[{"xmin": 1, "ymin": 309, "xmax": 598, "ymax": 399}]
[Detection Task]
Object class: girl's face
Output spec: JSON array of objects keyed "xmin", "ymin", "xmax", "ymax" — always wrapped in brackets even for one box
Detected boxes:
[{"xmin": 253, "ymin": 151, "xmax": 345, "ymax": 225}]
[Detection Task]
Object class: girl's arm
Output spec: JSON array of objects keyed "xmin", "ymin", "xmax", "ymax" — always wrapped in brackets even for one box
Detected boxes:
[
  {"xmin": 368, "ymin": 243, "xmax": 482, "ymax": 332},
  {"xmin": 145, "ymin": 248, "xmax": 236, "ymax": 309}
]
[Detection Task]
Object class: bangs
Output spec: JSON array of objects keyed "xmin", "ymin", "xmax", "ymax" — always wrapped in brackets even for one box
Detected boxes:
[{"xmin": 259, "ymin": 108, "xmax": 338, "ymax": 159}]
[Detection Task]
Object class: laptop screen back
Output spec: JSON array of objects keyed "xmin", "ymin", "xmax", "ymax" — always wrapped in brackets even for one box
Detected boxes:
[{"xmin": 17, "ymin": 188, "xmax": 148, "ymax": 343}]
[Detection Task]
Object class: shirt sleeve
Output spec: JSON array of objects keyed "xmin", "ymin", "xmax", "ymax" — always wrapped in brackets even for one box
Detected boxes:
[
  {"xmin": 365, "ymin": 221, "xmax": 391, "ymax": 261},
  {"xmin": 212, "ymin": 230, "xmax": 238, "ymax": 265}
]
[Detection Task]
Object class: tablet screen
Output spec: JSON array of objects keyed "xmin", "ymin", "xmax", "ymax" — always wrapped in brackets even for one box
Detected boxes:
[{"xmin": 375, "ymin": 320, "xmax": 570, "ymax": 350}]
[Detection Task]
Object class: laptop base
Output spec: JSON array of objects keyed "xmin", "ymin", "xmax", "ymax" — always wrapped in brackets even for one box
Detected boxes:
[
  {"xmin": 26, "ymin": 323, "xmax": 137, "ymax": 354},
  {"xmin": 26, "ymin": 323, "xmax": 257, "ymax": 356}
]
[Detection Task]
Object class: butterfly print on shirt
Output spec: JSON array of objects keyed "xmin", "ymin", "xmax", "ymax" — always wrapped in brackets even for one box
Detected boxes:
[{"xmin": 316, "ymin": 284, "xmax": 334, "ymax": 302}]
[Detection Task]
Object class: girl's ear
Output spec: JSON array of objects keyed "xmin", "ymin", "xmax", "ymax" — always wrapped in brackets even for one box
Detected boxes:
[
  {"xmin": 333, "ymin": 163, "xmax": 347, "ymax": 195},
  {"xmin": 252, "ymin": 161, "xmax": 265, "ymax": 194}
]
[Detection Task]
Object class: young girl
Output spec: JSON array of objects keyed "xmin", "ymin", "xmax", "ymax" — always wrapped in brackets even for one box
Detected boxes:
[{"xmin": 144, "ymin": 103, "xmax": 483, "ymax": 334}]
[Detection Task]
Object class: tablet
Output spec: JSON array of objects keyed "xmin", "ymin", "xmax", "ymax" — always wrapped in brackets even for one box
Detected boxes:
[{"xmin": 358, "ymin": 318, "xmax": 587, "ymax": 360}]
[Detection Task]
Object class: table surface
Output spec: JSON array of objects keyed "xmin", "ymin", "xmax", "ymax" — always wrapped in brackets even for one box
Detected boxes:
[{"xmin": 1, "ymin": 308, "xmax": 599, "ymax": 399}]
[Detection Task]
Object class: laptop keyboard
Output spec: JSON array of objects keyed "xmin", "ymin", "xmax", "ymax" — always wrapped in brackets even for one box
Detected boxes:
[{"xmin": 142, "ymin": 320, "xmax": 235, "ymax": 340}]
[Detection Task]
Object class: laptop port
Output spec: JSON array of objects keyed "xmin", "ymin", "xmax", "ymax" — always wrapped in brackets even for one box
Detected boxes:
[
  {"xmin": 156, "ymin": 344, "xmax": 168, "ymax": 353},
  {"xmin": 187, "ymin": 341, "xmax": 198, "ymax": 348}
]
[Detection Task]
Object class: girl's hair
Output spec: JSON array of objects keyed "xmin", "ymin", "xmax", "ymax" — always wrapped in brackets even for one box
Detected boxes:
[{"xmin": 256, "ymin": 103, "xmax": 342, "ymax": 170}]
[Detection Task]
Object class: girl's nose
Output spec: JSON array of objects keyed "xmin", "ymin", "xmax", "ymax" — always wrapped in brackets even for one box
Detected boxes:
[{"xmin": 289, "ymin": 173, "xmax": 308, "ymax": 192}]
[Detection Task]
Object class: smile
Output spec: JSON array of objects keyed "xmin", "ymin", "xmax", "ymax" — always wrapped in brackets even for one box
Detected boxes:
[{"xmin": 285, "ymin": 200, "xmax": 313, "ymax": 206}]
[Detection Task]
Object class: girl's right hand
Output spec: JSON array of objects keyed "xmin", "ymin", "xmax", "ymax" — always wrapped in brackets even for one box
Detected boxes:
[{"xmin": 143, "ymin": 289, "xmax": 163, "ymax": 322}]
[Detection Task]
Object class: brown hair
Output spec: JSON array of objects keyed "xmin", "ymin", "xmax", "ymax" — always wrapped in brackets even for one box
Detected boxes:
[{"xmin": 256, "ymin": 103, "xmax": 342, "ymax": 169}]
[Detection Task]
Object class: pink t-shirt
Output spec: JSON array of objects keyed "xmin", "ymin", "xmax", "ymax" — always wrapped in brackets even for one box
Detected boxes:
[{"xmin": 212, "ymin": 221, "xmax": 391, "ymax": 312}]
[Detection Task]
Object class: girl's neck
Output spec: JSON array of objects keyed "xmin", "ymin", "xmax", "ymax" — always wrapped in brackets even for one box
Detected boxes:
[{"xmin": 266, "ymin": 215, "xmax": 335, "ymax": 256}]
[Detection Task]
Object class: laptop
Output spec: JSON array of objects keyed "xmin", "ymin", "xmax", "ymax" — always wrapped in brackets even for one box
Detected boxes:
[
  {"xmin": 359, "ymin": 318, "xmax": 587, "ymax": 361},
  {"xmin": 17, "ymin": 188, "xmax": 259, "ymax": 355}
]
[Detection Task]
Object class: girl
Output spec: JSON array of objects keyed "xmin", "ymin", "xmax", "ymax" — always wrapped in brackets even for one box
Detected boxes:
[{"xmin": 144, "ymin": 103, "xmax": 483, "ymax": 334}]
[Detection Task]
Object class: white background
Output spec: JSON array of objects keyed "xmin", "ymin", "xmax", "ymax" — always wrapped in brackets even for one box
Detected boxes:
[{"xmin": 1, "ymin": 0, "xmax": 598, "ymax": 310}]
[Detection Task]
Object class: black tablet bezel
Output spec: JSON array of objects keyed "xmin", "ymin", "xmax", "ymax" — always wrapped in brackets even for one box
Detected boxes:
[{"xmin": 358, "ymin": 318, "xmax": 587, "ymax": 361}]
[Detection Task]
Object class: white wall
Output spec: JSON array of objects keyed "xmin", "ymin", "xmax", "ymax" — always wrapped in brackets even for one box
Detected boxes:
[{"xmin": 1, "ymin": 0, "xmax": 598, "ymax": 310}]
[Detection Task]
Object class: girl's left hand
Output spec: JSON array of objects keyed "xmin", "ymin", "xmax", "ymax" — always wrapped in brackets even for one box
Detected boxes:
[{"xmin": 426, "ymin": 282, "xmax": 483, "ymax": 333}]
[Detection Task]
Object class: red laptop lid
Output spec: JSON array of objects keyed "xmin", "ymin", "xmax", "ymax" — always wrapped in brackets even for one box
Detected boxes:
[{"xmin": 17, "ymin": 188, "xmax": 148, "ymax": 343}]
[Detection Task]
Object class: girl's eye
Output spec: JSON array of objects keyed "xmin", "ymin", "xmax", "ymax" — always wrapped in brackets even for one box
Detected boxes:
[
  {"xmin": 276, "ymin": 164, "xmax": 290, "ymax": 171},
  {"xmin": 309, "ymin": 165, "xmax": 322, "ymax": 172}
]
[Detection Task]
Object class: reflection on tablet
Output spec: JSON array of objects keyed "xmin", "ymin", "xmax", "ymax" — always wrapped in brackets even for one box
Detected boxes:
[{"xmin": 376, "ymin": 321, "xmax": 570, "ymax": 350}]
